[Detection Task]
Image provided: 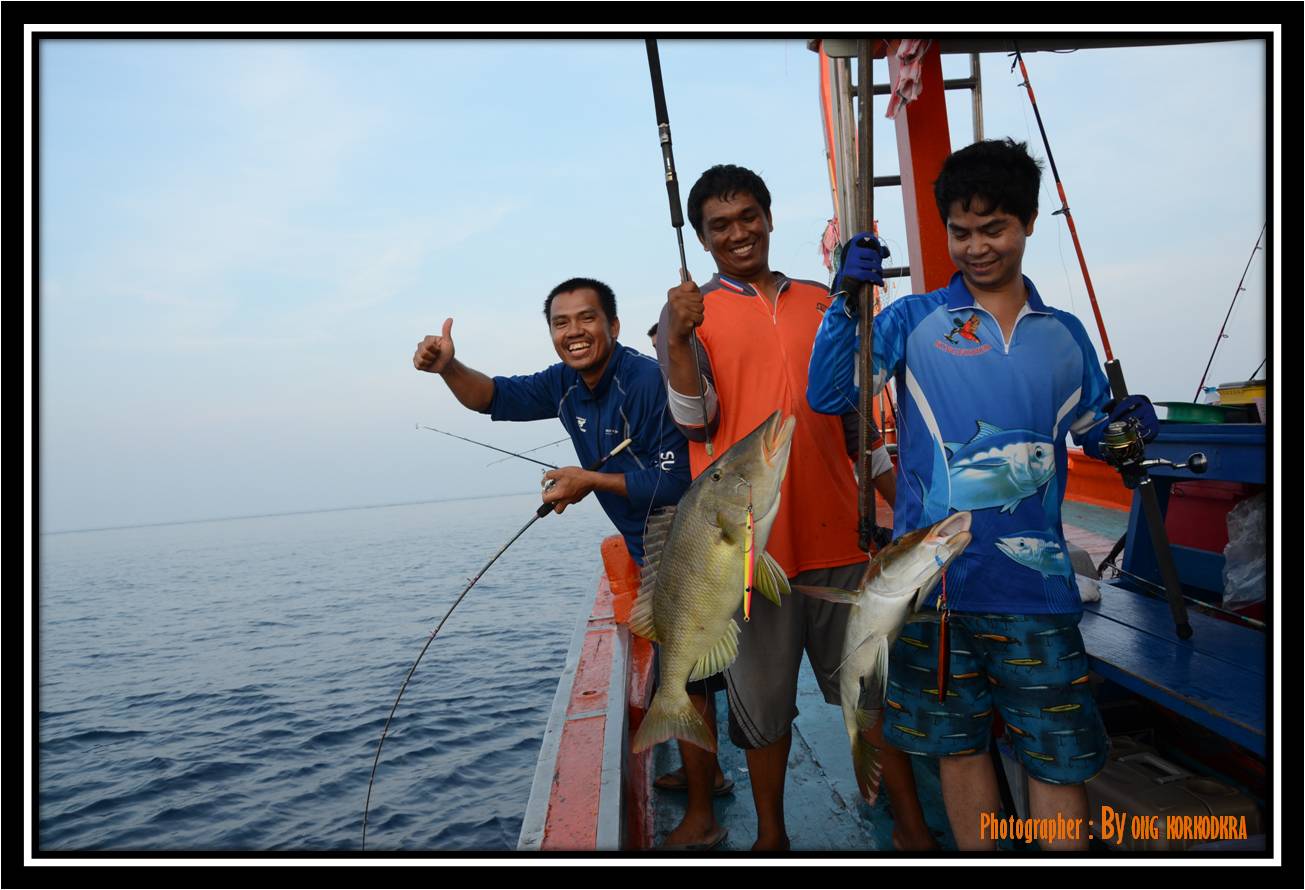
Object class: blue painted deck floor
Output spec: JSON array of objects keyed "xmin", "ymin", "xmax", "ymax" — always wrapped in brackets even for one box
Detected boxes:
[{"xmin": 651, "ymin": 659, "xmax": 957, "ymax": 853}]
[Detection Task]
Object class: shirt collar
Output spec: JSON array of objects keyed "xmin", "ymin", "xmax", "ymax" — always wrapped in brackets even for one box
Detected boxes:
[
  {"xmin": 576, "ymin": 342, "xmax": 626, "ymax": 402},
  {"xmin": 710, "ymin": 271, "xmax": 791, "ymax": 297},
  {"xmin": 945, "ymin": 271, "xmax": 1052, "ymax": 314}
]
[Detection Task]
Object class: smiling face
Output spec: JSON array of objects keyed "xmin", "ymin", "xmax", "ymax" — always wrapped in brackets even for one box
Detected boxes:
[
  {"xmin": 697, "ymin": 192, "xmax": 773, "ymax": 282},
  {"xmin": 548, "ymin": 288, "xmax": 619, "ymax": 386},
  {"xmin": 945, "ymin": 198, "xmax": 1036, "ymax": 295}
]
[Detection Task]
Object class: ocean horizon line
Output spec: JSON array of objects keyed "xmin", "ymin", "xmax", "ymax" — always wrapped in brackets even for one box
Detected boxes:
[{"xmin": 38, "ymin": 490, "xmax": 541, "ymax": 537}]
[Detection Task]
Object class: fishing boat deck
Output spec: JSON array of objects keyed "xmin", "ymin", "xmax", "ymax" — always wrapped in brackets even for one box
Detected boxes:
[
  {"xmin": 647, "ymin": 500, "xmax": 1129, "ymax": 852},
  {"xmin": 520, "ymin": 482, "xmax": 1265, "ymax": 852}
]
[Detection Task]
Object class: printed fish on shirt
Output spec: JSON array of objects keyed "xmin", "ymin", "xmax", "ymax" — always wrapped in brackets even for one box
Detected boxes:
[
  {"xmin": 945, "ymin": 421, "xmax": 1056, "ymax": 514},
  {"xmin": 995, "ymin": 532, "xmax": 1074, "ymax": 579}
]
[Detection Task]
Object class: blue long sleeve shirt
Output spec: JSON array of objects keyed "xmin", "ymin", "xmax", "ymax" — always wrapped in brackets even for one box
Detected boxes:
[
  {"xmin": 486, "ymin": 343, "xmax": 690, "ymax": 564},
  {"xmin": 807, "ymin": 273, "xmax": 1113, "ymax": 613}
]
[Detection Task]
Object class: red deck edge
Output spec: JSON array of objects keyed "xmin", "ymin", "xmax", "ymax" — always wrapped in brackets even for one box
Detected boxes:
[{"xmin": 535, "ymin": 536, "xmax": 654, "ymax": 851}]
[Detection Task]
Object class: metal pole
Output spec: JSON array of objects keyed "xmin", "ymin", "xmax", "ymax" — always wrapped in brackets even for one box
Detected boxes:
[{"xmin": 856, "ymin": 38, "xmax": 878, "ymax": 553}]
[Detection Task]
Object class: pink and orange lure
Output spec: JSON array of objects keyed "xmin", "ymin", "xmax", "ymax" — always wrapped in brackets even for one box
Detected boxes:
[{"xmin": 742, "ymin": 503, "xmax": 756, "ymax": 621}]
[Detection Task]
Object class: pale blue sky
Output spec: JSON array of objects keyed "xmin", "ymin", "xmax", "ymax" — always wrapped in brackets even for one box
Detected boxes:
[{"xmin": 36, "ymin": 36, "xmax": 1273, "ymax": 532}]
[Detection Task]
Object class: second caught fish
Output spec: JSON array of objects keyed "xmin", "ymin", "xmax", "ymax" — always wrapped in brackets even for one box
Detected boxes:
[{"xmin": 798, "ymin": 511, "xmax": 973, "ymax": 804}]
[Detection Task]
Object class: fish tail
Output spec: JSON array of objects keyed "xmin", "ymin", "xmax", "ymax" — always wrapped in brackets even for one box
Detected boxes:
[
  {"xmin": 631, "ymin": 688, "xmax": 715, "ymax": 754},
  {"xmin": 850, "ymin": 728, "xmax": 884, "ymax": 806}
]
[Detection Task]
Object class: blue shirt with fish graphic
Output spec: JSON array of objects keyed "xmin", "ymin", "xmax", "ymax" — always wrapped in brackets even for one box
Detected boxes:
[{"xmin": 807, "ymin": 273, "xmax": 1112, "ymax": 614}]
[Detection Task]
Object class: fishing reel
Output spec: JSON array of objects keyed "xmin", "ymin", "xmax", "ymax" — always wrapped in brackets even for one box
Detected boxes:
[{"xmin": 1101, "ymin": 419, "xmax": 1208, "ymax": 489}]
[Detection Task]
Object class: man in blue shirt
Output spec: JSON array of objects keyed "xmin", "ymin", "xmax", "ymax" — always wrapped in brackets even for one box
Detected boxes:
[
  {"xmin": 414, "ymin": 277, "xmax": 728, "ymax": 849},
  {"xmin": 808, "ymin": 139, "xmax": 1155, "ymax": 850}
]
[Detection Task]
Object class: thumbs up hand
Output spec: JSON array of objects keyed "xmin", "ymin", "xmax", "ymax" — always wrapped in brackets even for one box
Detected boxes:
[{"xmin": 414, "ymin": 318, "xmax": 456, "ymax": 374}]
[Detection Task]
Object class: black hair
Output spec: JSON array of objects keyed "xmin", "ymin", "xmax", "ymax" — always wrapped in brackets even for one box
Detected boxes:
[
  {"xmin": 687, "ymin": 164, "xmax": 772, "ymax": 237},
  {"xmin": 543, "ymin": 277, "xmax": 618, "ymax": 324},
  {"xmin": 933, "ymin": 138, "xmax": 1042, "ymax": 226},
  {"xmin": 646, "ymin": 322, "xmax": 658, "ymax": 338}
]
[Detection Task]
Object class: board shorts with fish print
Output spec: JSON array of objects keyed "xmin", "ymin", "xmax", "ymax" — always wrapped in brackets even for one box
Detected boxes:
[{"xmin": 881, "ymin": 611, "xmax": 1110, "ymax": 785}]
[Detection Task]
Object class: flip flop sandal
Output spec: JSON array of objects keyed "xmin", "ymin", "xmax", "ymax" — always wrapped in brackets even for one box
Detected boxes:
[
  {"xmin": 653, "ymin": 770, "xmax": 735, "ymax": 796},
  {"xmin": 656, "ymin": 826, "xmax": 729, "ymax": 852}
]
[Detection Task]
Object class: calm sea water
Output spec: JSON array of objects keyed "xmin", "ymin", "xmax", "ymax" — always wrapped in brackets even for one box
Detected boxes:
[{"xmin": 37, "ymin": 494, "xmax": 612, "ymax": 852}]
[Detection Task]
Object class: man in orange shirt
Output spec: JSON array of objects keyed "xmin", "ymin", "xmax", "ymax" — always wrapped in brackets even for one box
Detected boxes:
[{"xmin": 656, "ymin": 164, "xmax": 917, "ymax": 851}]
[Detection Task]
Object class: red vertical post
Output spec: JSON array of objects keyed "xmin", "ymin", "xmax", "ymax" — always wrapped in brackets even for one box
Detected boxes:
[{"xmin": 888, "ymin": 41, "xmax": 954, "ymax": 294}]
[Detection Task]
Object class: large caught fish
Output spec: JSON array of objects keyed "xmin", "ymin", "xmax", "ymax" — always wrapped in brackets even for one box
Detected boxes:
[
  {"xmin": 629, "ymin": 411, "xmax": 796, "ymax": 753},
  {"xmin": 799, "ymin": 511, "xmax": 973, "ymax": 804}
]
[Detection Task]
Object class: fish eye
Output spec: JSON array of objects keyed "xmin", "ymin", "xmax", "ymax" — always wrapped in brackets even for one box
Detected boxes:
[{"xmin": 711, "ymin": 470, "xmax": 722, "ymax": 482}]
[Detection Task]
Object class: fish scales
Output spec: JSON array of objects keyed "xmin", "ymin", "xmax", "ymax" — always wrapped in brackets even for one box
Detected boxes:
[{"xmin": 630, "ymin": 411, "xmax": 795, "ymax": 754}]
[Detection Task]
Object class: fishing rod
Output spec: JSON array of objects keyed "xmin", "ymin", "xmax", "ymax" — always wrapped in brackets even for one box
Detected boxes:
[
  {"xmin": 1099, "ymin": 560, "xmax": 1265, "ymax": 632},
  {"xmin": 1193, "ymin": 223, "xmax": 1266, "ymax": 402},
  {"xmin": 417, "ymin": 424, "xmax": 558, "ymax": 470},
  {"xmin": 645, "ymin": 38, "xmax": 713, "ymax": 457},
  {"xmin": 1012, "ymin": 45, "xmax": 1206, "ymax": 640},
  {"xmin": 362, "ymin": 437, "xmax": 632, "ymax": 849},
  {"xmin": 486, "ymin": 437, "xmax": 570, "ymax": 468}
]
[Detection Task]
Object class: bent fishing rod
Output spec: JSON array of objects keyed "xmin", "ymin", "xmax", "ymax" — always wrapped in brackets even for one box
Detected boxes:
[
  {"xmin": 646, "ymin": 38, "xmax": 713, "ymax": 456},
  {"xmin": 1013, "ymin": 46, "xmax": 1207, "ymax": 639},
  {"xmin": 362, "ymin": 437, "xmax": 631, "ymax": 849}
]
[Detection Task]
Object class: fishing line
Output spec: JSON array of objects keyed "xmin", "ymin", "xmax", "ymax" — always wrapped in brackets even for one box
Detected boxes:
[
  {"xmin": 417, "ymin": 424, "xmax": 559, "ymax": 470},
  {"xmin": 1193, "ymin": 223, "xmax": 1266, "ymax": 401},
  {"xmin": 362, "ymin": 438, "xmax": 630, "ymax": 849},
  {"xmin": 485, "ymin": 437, "xmax": 571, "ymax": 468}
]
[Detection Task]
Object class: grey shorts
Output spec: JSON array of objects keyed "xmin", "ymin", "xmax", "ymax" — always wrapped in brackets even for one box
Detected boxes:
[{"xmin": 724, "ymin": 560, "xmax": 867, "ymax": 749}]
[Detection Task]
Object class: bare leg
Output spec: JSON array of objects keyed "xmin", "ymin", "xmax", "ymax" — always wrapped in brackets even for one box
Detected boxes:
[
  {"xmin": 862, "ymin": 722, "xmax": 938, "ymax": 851},
  {"xmin": 661, "ymin": 692, "xmax": 723, "ymax": 846},
  {"xmin": 1028, "ymin": 777, "xmax": 1089, "ymax": 851},
  {"xmin": 745, "ymin": 731, "xmax": 792, "ymax": 851},
  {"xmin": 940, "ymin": 751, "xmax": 1000, "ymax": 851}
]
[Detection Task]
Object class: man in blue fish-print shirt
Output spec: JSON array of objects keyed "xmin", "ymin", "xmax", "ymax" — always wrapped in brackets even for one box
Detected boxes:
[
  {"xmin": 807, "ymin": 139, "xmax": 1158, "ymax": 850},
  {"xmin": 415, "ymin": 277, "xmax": 730, "ymax": 851}
]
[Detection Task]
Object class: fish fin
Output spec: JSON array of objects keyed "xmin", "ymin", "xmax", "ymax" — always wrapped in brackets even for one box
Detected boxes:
[
  {"xmin": 641, "ymin": 507, "xmax": 676, "ymax": 566},
  {"xmin": 754, "ymin": 551, "xmax": 791, "ymax": 606},
  {"xmin": 834, "ymin": 632, "xmax": 881, "ymax": 676},
  {"xmin": 793, "ymin": 584, "xmax": 860, "ymax": 606},
  {"xmin": 1002, "ymin": 497, "xmax": 1025, "ymax": 513},
  {"xmin": 943, "ymin": 442, "xmax": 963, "ymax": 458},
  {"xmin": 1041, "ymin": 476, "xmax": 1059, "ymax": 526},
  {"xmin": 851, "ymin": 721, "xmax": 885, "ymax": 805},
  {"xmin": 631, "ymin": 689, "xmax": 715, "ymax": 754},
  {"xmin": 972, "ymin": 420, "xmax": 1005, "ymax": 441},
  {"xmin": 628, "ymin": 581, "xmax": 659, "ymax": 642},
  {"xmin": 631, "ymin": 513, "xmax": 673, "ymax": 643},
  {"xmin": 688, "ymin": 619, "xmax": 740, "ymax": 682}
]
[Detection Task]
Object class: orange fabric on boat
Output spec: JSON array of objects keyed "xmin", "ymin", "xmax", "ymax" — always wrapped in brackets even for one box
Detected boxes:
[{"xmin": 601, "ymin": 535, "xmax": 642, "ymax": 625}]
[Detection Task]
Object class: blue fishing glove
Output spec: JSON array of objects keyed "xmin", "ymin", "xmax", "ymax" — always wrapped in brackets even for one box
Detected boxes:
[
  {"xmin": 833, "ymin": 232, "xmax": 889, "ymax": 314},
  {"xmin": 1084, "ymin": 394, "xmax": 1160, "ymax": 460},
  {"xmin": 1107, "ymin": 394, "xmax": 1160, "ymax": 443}
]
